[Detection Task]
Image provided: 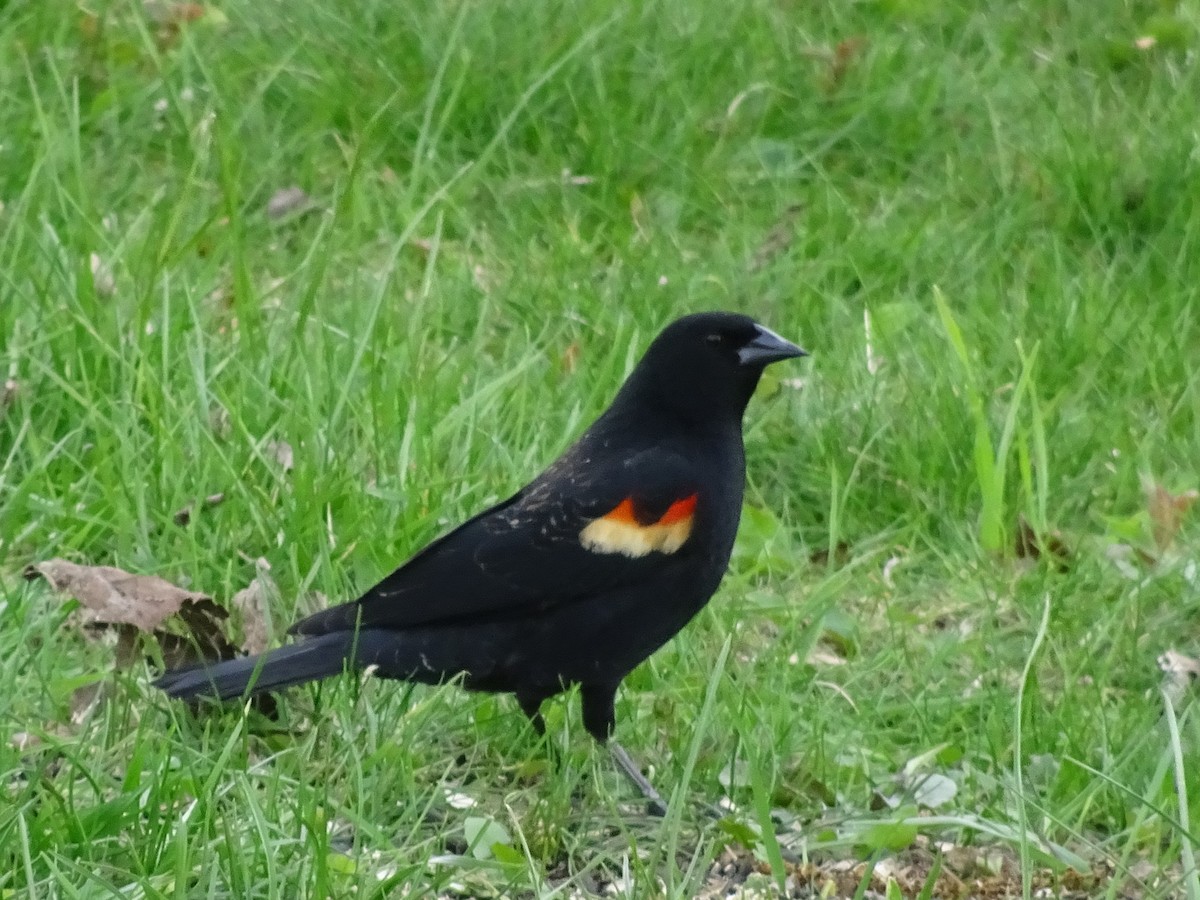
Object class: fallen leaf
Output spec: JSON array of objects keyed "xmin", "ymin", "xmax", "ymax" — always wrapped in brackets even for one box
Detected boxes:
[
  {"xmin": 24, "ymin": 559, "xmax": 237, "ymax": 671},
  {"xmin": 231, "ymin": 560, "xmax": 274, "ymax": 655},
  {"xmin": 1013, "ymin": 515, "xmax": 1071, "ymax": 570},
  {"xmin": 1145, "ymin": 479, "xmax": 1198, "ymax": 552},
  {"xmin": 28, "ymin": 559, "xmax": 209, "ymax": 631},
  {"xmin": 266, "ymin": 186, "xmax": 314, "ymax": 221}
]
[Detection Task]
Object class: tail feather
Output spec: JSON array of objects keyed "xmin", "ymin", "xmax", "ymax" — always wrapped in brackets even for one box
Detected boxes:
[{"xmin": 153, "ymin": 632, "xmax": 360, "ymax": 701}]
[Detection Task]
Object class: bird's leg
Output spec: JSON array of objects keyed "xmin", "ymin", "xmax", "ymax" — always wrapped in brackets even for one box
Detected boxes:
[
  {"xmin": 608, "ymin": 741, "xmax": 668, "ymax": 817},
  {"xmin": 581, "ymin": 683, "xmax": 668, "ymax": 817}
]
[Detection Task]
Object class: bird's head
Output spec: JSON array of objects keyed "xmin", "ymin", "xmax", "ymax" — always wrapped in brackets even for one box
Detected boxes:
[{"xmin": 617, "ymin": 311, "xmax": 807, "ymax": 427}]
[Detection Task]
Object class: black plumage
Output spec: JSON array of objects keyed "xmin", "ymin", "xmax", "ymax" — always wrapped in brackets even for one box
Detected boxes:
[{"xmin": 155, "ymin": 311, "xmax": 806, "ymax": 812}]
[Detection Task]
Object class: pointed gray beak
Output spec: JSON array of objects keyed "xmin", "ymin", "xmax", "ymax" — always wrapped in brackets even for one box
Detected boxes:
[{"xmin": 737, "ymin": 324, "xmax": 808, "ymax": 367}]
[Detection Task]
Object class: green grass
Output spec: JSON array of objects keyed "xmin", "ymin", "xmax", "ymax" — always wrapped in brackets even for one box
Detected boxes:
[{"xmin": 2, "ymin": 0, "xmax": 1200, "ymax": 895}]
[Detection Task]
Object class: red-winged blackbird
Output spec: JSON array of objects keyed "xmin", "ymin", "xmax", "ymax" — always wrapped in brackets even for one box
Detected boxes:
[{"xmin": 155, "ymin": 311, "xmax": 806, "ymax": 812}]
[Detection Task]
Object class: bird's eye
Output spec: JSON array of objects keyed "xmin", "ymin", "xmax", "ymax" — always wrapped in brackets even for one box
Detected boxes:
[{"xmin": 705, "ymin": 333, "xmax": 724, "ymax": 346}]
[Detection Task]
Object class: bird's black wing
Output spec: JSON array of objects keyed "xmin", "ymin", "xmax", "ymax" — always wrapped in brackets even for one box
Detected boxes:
[{"xmin": 288, "ymin": 448, "xmax": 704, "ymax": 636}]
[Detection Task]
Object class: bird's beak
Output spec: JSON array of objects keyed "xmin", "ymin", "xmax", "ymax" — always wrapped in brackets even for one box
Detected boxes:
[{"xmin": 738, "ymin": 325, "xmax": 808, "ymax": 367}]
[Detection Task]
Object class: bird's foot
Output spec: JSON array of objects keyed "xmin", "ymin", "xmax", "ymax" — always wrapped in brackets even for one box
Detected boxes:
[{"xmin": 608, "ymin": 740, "xmax": 668, "ymax": 817}]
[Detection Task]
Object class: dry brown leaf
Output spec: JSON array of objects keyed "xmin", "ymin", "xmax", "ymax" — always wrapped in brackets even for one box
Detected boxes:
[
  {"xmin": 266, "ymin": 186, "xmax": 313, "ymax": 221},
  {"xmin": 1145, "ymin": 479, "xmax": 1198, "ymax": 552},
  {"xmin": 231, "ymin": 560, "xmax": 275, "ymax": 655},
  {"xmin": 26, "ymin": 559, "xmax": 211, "ymax": 631},
  {"xmin": 24, "ymin": 559, "xmax": 237, "ymax": 671},
  {"xmin": 1014, "ymin": 515, "xmax": 1071, "ymax": 570},
  {"xmin": 152, "ymin": 632, "xmax": 235, "ymax": 672}
]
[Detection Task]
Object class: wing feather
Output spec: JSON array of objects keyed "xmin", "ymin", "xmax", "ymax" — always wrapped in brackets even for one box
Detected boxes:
[{"xmin": 289, "ymin": 449, "xmax": 700, "ymax": 636}]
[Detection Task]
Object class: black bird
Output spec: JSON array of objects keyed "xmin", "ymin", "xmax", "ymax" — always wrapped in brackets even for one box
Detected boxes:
[{"xmin": 155, "ymin": 311, "xmax": 806, "ymax": 813}]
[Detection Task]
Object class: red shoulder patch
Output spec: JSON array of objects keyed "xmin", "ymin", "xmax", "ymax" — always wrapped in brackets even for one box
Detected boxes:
[
  {"xmin": 657, "ymin": 494, "xmax": 697, "ymax": 526},
  {"xmin": 580, "ymin": 493, "xmax": 698, "ymax": 558},
  {"xmin": 600, "ymin": 497, "xmax": 639, "ymax": 525}
]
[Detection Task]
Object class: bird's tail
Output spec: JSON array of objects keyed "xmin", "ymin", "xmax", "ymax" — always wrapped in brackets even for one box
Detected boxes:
[{"xmin": 153, "ymin": 631, "xmax": 365, "ymax": 701}]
